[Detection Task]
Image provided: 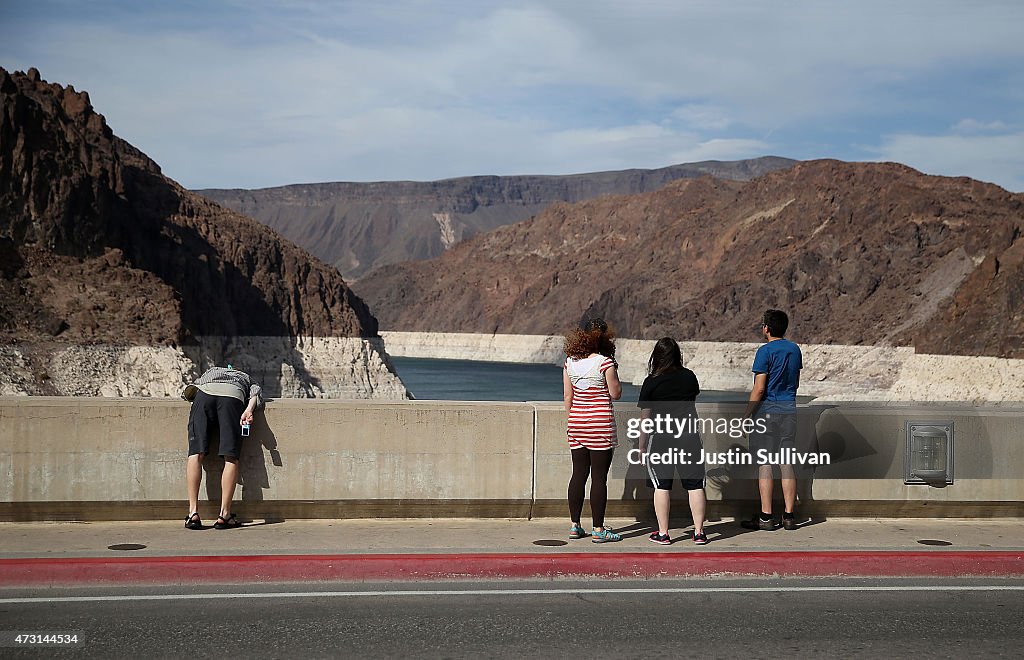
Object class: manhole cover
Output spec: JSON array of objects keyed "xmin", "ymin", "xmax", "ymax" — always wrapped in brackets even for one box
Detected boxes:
[
  {"xmin": 532, "ymin": 539, "xmax": 568, "ymax": 547},
  {"xmin": 917, "ymin": 539, "xmax": 952, "ymax": 546},
  {"xmin": 107, "ymin": 543, "xmax": 147, "ymax": 551}
]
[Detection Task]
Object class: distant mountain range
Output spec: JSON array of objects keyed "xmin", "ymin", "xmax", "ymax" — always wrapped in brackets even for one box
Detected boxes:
[
  {"xmin": 353, "ymin": 160, "xmax": 1024, "ymax": 359},
  {"xmin": 0, "ymin": 66, "xmax": 378, "ymax": 346},
  {"xmin": 197, "ymin": 156, "xmax": 796, "ymax": 279}
]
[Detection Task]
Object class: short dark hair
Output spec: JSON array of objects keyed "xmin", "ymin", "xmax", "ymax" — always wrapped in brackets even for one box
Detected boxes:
[{"xmin": 763, "ymin": 309, "xmax": 789, "ymax": 338}]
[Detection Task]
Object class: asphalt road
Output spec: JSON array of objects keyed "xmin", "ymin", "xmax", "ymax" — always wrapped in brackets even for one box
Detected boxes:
[{"xmin": 2, "ymin": 578, "xmax": 1023, "ymax": 658}]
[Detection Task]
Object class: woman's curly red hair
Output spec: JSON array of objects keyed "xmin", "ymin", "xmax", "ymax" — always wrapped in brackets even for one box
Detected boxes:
[{"xmin": 564, "ymin": 319, "xmax": 616, "ymax": 360}]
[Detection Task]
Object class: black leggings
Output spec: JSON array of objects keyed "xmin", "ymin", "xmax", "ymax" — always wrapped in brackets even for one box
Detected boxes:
[{"xmin": 568, "ymin": 447, "xmax": 615, "ymax": 528}]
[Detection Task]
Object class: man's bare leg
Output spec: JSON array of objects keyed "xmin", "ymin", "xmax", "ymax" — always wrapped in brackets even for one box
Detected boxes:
[
  {"xmin": 186, "ymin": 453, "xmax": 205, "ymax": 516},
  {"xmin": 781, "ymin": 464, "xmax": 797, "ymax": 513},
  {"xmin": 757, "ymin": 464, "xmax": 774, "ymax": 515},
  {"xmin": 220, "ymin": 457, "xmax": 239, "ymax": 518}
]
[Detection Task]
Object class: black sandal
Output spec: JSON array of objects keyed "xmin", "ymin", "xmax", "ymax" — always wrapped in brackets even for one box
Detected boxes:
[
  {"xmin": 213, "ymin": 513, "xmax": 241, "ymax": 529},
  {"xmin": 185, "ymin": 512, "xmax": 203, "ymax": 530}
]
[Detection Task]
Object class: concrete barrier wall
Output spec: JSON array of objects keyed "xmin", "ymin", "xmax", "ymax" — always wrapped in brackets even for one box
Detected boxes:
[
  {"xmin": 1, "ymin": 397, "xmax": 1022, "ymax": 520},
  {"xmin": 532, "ymin": 402, "xmax": 1024, "ymax": 517},
  {"xmin": 0, "ymin": 398, "xmax": 535, "ymax": 520},
  {"xmin": 808, "ymin": 405, "xmax": 1024, "ymax": 502}
]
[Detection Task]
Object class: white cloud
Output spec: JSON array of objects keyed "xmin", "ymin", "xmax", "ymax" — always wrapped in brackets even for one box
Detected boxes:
[
  {"xmin": 668, "ymin": 139, "xmax": 775, "ymax": 164},
  {"xmin": 952, "ymin": 118, "xmax": 1010, "ymax": 134},
  {"xmin": 671, "ymin": 104, "xmax": 732, "ymax": 131},
  {"xmin": 871, "ymin": 131, "xmax": 1024, "ymax": 192},
  {"xmin": 2, "ymin": 0, "xmax": 1022, "ymax": 188}
]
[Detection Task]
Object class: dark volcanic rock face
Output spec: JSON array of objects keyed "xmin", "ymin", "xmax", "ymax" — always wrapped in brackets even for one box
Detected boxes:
[
  {"xmin": 355, "ymin": 160, "xmax": 1024, "ymax": 358},
  {"xmin": 0, "ymin": 67, "xmax": 377, "ymax": 346},
  {"xmin": 198, "ymin": 157, "xmax": 796, "ymax": 279}
]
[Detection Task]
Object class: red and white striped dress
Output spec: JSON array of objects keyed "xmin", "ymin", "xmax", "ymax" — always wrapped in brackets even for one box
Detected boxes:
[{"xmin": 565, "ymin": 354, "xmax": 617, "ymax": 450}]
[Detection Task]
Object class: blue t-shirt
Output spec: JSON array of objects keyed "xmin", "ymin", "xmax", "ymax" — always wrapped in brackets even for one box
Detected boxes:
[{"xmin": 752, "ymin": 339, "xmax": 802, "ymax": 403}]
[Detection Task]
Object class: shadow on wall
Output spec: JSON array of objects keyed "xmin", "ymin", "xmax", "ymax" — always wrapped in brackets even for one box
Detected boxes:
[
  {"xmin": 239, "ymin": 413, "xmax": 282, "ymax": 504},
  {"xmin": 619, "ymin": 404, "xmax": 840, "ymax": 518},
  {"xmin": 621, "ymin": 457, "xmax": 649, "ymax": 503},
  {"xmin": 200, "ymin": 412, "xmax": 282, "ymax": 521},
  {"xmin": 703, "ymin": 406, "xmax": 840, "ymax": 507},
  {"xmin": 813, "ymin": 405, "xmax": 890, "ymax": 479}
]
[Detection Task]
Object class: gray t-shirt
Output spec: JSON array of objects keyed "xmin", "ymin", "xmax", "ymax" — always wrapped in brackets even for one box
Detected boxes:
[{"xmin": 194, "ymin": 367, "xmax": 263, "ymax": 407}]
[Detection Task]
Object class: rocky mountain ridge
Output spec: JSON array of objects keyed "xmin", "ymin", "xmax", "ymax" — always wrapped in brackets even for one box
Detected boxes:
[
  {"xmin": 354, "ymin": 160, "xmax": 1024, "ymax": 359},
  {"xmin": 0, "ymin": 67, "xmax": 405, "ymax": 397},
  {"xmin": 198, "ymin": 157, "xmax": 796, "ymax": 279}
]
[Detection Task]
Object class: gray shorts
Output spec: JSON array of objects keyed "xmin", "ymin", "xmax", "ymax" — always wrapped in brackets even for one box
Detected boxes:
[{"xmin": 748, "ymin": 411, "xmax": 797, "ymax": 458}]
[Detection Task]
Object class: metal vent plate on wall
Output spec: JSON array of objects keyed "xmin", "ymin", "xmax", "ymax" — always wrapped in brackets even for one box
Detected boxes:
[{"xmin": 904, "ymin": 421, "xmax": 954, "ymax": 485}]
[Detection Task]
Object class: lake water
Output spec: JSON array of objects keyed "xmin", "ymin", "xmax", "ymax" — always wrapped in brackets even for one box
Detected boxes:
[{"xmin": 390, "ymin": 356, "xmax": 750, "ymax": 403}]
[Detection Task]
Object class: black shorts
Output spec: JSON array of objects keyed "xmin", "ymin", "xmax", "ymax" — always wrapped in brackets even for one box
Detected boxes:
[
  {"xmin": 644, "ymin": 433, "xmax": 705, "ymax": 491},
  {"xmin": 748, "ymin": 410, "xmax": 797, "ymax": 457},
  {"xmin": 646, "ymin": 476, "xmax": 706, "ymax": 491},
  {"xmin": 187, "ymin": 390, "xmax": 244, "ymax": 459}
]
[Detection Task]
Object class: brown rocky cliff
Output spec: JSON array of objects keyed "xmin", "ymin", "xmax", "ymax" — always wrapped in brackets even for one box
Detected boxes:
[
  {"xmin": 0, "ymin": 67, "xmax": 377, "ymax": 345},
  {"xmin": 355, "ymin": 160, "xmax": 1024, "ymax": 358},
  {"xmin": 197, "ymin": 157, "xmax": 796, "ymax": 279}
]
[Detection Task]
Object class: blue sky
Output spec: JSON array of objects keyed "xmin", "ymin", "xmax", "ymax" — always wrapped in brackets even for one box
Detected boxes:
[{"xmin": 2, "ymin": 0, "xmax": 1022, "ymax": 191}]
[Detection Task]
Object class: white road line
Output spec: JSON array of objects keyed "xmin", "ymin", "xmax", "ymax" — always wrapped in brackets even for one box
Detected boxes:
[{"xmin": 3, "ymin": 585, "xmax": 1024, "ymax": 604}]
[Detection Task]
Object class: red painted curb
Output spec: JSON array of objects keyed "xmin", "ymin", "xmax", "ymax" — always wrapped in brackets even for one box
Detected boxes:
[{"xmin": 1, "ymin": 551, "xmax": 1023, "ymax": 585}]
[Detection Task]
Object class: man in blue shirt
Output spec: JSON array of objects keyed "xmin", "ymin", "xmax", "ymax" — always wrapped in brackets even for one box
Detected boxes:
[{"xmin": 741, "ymin": 309, "xmax": 802, "ymax": 531}]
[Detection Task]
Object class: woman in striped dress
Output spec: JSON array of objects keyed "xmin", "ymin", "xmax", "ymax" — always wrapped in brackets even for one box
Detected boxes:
[{"xmin": 563, "ymin": 318, "xmax": 622, "ymax": 543}]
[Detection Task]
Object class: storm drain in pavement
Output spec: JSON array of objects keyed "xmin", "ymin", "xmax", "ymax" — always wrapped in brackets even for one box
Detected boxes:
[
  {"xmin": 917, "ymin": 539, "xmax": 953, "ymax": 546},
  {"xmin": 532, "ymin": 540, "xmax": 568, "ymax": 547},
  {"xmin": 107, "ymin": 543, "xmax": 147, "ymax": 551}
]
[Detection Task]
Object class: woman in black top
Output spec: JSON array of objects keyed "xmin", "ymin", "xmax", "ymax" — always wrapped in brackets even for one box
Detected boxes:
[{"xmin": 637, "ymin": 337, "xmax": 707, "ymax": 545}]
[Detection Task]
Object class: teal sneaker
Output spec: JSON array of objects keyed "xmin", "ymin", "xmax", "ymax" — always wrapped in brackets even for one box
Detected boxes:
[
  {"xmin": 569, "ymin": 523, "xmax": 588, "ymax": 539},
  {"xmin": 591, "ymin": 527, "xmax": 622, "ymax": 543}
]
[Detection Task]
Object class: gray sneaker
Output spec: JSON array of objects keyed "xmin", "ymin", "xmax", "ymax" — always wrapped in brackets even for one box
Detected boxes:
[{"xmin": 740, "ymin": 516, "xmax": 778, "ymax": 531}]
